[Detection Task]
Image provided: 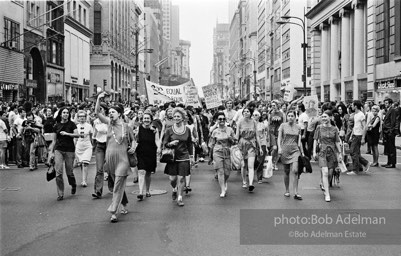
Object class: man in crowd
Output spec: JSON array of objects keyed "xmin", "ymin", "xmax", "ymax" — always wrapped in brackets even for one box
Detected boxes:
[{"xmin": 382, "ymin": 98, "xmax": 399, "ymax": 168}]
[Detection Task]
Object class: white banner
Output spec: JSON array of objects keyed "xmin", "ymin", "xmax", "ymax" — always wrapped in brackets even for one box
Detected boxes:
[
  {"xmin": 202, "ymin": 84, "xmax": 222, "ymax": 109},
  {"xmin": 145, "ymin": 80, "xmax": 201, "ymax": 107},
  {"xmin": 283, "ymin": 83, "xmax": 295, "ymax": 102}
]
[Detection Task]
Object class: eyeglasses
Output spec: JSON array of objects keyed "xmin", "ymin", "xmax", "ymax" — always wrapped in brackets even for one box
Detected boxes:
[
  {"xmin": 218, "ymin": 118, "xmax": 226, "ymax": 121},
  {"xmin": 78, "ymin": 116, "xmax": 86, "ymax": 118}
]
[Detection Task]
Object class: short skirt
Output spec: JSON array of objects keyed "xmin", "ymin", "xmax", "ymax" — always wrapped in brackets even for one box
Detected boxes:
[
  {"xmin": 318, "ymin": 146, "xmax": 338, "ymax": 169},
  {"xmin": 164, "ymin": 161, "xmax": 190, "ymax": 176}
]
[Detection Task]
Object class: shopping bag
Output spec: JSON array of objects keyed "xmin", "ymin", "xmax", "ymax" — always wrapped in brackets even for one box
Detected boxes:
[
  {"xmin": 338, "ymin": 160, "xmax": 348, "ymax": 173},
  {"xmin": 342, "ymin": 142, "xmax": 350, "ymax": 155},
  {"xmin": 201, "ymin": 142, "xmax": 208, "ymax": 155},
  {"xmin": 230, "ymin": 145, "xmax": 242, "ymax": 170},
  {"xmin": 262, "ymin": 156, "xmax": 273, "ymax": 178}
]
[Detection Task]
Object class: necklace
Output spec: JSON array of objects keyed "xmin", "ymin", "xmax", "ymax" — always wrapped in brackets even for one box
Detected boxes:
[
  {"xmin": 111, "ymin": 123, "xmax": 124, "ymax": 145},
  {"xmin": 173, "ymin": 124, "xmax": 185, "ymax": 135}
]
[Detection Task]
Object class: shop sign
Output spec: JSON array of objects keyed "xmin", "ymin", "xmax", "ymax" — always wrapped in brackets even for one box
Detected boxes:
[
  {"xmin": 25, "ymin": 79, "xmax": 37, "ymax": 88},
  {"xmin": 0, "ymin": 82, "xmax": 18, "ymax": 90},
  {"xmin": 377, "ymin": 80, "xmax": 395, "ymax": 90},
  {"xmin": 71, "ymin": 76, "xmax": 78, "ymax": 83}
]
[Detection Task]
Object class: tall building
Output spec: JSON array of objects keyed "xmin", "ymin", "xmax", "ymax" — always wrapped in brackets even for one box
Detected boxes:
[
  {"xmin": 257, "ymin": 0, "xmax": 270, "ymax": 100},
  {"xmin": 64, "ymin": 0, "xmax": 92, "ymax": 103},
  {"xmin": 179, "ymin": 40, "xmax": 191, "ymax": 79},
  {"xmin": 0, "ymin": 0, "xmax": 24, "ymax": 102},
  {"xmin": 89, "ymin": 0, "xmax": 136, "ymax": 102},
  {"xmin": 307, "ymin": 0, "xmax": 367, "ymax": 102},
  {"xmin": 144, "ymin": 7, "xmax": 160, "ymax": 83},
  {"xmin": 170, "ymin": 5, "xmax": 179, "ymax": 48},
  {"xmin": 211, "ymin": 23, "xmax": 230, "ymax": 99},
  {"xmin": 229, "ymin": 8, "xmax": 240, "ymax": 98},
  {"xmin": 161, "ymin": 0, "xmax": 171, "ymax": 42}
]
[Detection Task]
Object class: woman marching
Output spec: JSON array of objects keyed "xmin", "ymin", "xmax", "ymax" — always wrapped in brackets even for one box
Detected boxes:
[
  {"xmin": 136, "ymin": 110, "xmax": 160, "ymax": 201},
  {"xmin": 236, "ymin": 106, "xmax": 263, "ymax": 192},
  {"xmin": 313, "ymin": 110, "xmax": 342, "ymax": 202},
  {"xmin": 208, "ymin": 112, "xmax": 236, "ymax": 197},
  {"xmin": 278, "ymin": 111, "xmax": 304, "ymax": 200},
  {"xmin": 95, "ymin": 92, "xmax": 136, "ymax": 222},
  {"xmin": 163, "ymin": 107, "xmax": 194, "ymax": 207},
  {"xmin": 48, "ymin": 107, "xmax": 82, "ymax": 201},
  {"xmin": 268, "ymin": 101, "xmax": 284, "ymax": 171},
  {"xmin": 75, "ymin": 110, "xmax": 93, "ymax": 187},
  {"xmin": 252, "ymin": 110, "xmax": 270, "ymax": 183},
  {"xmin": 366, "ymin": 105, "xmax": 381, "ymax": 167}
]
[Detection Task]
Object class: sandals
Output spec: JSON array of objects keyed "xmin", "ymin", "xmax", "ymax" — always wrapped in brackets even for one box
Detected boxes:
[
  {"xmin": 110, "ymin": 214, "xmax": 118, "ymax": 223},
  {"xmin": 248, "ymin": 185, "xmax": 255, "ymax": 192},
  {"xmin": 284, "ymin": 192, "xmax": 290, "ymax": 197},
  {"xmin": 320, "ymin": 184, "xmax": 325, "ymax": 192},
  {"xmin": 294, "ymin": 194, "xmax": 303, "ymax": 200},
  {"xmin": 120, "ymin": 208, "xmax": 128, "ymax": 215},
  {"xmin": 146, "ymin": 192, "xmax": 151, "ymax": 197},
  {"xmin": 137, "ymin": 194, "xmax": 144, "ymax": 201}
]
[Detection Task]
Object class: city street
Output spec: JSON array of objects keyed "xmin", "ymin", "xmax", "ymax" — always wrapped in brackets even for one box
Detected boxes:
[{"xmin": 1, "ymin": 145, "xmax": 401, "ymax": 256}]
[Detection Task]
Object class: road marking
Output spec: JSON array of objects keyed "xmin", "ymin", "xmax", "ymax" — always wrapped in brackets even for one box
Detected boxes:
[{"xmin": 1, "ymin": 187, "xmax": 21, "ymax": 191}]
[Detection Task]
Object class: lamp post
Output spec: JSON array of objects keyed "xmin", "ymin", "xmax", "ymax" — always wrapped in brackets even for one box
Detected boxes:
[{"xmin": 277, "ymin": 14, "xmax": 308, "ymax": 95}]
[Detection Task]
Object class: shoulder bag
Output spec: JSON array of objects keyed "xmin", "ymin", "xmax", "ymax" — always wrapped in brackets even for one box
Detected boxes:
[{"xmin": 126, "ymin": 124, "xmax": 138, "ymax": 168}]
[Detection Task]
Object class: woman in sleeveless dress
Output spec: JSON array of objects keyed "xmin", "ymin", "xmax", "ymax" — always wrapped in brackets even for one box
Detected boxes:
[
  {"xmin": 278, "ymin": 111, "xmax": 304, "ymax": 200},
  {"xmin": 136, "ymin": 111, "xmax": 160, "ymax": 201},
  {"xmin": 75, "ymin": 110, "xmax": 93, "ymax": 187},
  {"xmin": 95, "ymin": 92, "xmax": 136, "ymax": 223},
  {"xmin": 366, "ymin": 105, "xmax": 381, "ymax": 167},
  {"xmin": 236, "ymin": 106, "xmax": 263, "ymax": 192}
]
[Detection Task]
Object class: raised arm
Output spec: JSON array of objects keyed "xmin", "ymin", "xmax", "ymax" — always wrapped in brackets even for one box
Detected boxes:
[{"xmin": 95, "ymin": 93, "xmax": 110, "ymax": 124}]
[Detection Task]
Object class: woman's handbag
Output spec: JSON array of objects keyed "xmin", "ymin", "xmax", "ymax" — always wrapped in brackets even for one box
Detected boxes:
[
  {"xmin": 160, "ymin": 148, "xmax": 175, "ymax": 163},
  {"xmin": 230, "ymin": 145, "xmax": 242, "ymax": 170},
  {"xmin": 127, "ymin": 151, "xmax": 138, "ymax": 168},
  {"xmin": 262, "ymin": 155, "xmax": 273, "ymax": 178},
  {"xmin": 338, "ymin": 160, "xmax": 348, "ymax": 173},
  {"xmin": 34, "ymin": 134, "xmax": 47, "ymax": 147},
  {"xmin": 46, "ymin": 165, "xmax": 56, "ymax": 182}
]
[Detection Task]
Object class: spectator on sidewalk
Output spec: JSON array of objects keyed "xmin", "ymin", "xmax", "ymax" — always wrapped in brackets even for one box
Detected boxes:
[{"xmin": 382, "ymin": 98, "xmax": 399, "ymax": 168}]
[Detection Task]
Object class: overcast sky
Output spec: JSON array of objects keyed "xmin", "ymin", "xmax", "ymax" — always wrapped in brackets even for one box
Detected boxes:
[{"xmin": 173, "ymin": 0, "xmax": 229, "ymax": 96}]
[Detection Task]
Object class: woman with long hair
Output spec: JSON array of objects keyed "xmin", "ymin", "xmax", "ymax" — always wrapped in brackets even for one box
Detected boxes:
[
  {"xmin": 236, "ymin": 106, "xmax": 263, "ymax": 192},
  {"xmin": 208, "ymin": 112, "xmax": 236, "ymax": 197},
  {"xmin": 95, "ymin": 93, "xmax": 136, "ymax": 222},
  {"xmin": 136, "ymin": 111, "xmax": 160, "ymax": 200},
  {"xmin": 75, "ymin": 110, "xmax": 93, "ymax": 187},
  {"xmin": 313, "ymin": 110, "xmax": 342, "ymax": 202},
  {"xmin": 48, "ymin": 107, "xmax": 82, "ymax": 201},
  {"xmin": 366, "ymin": 105, "xmax": 381, "ymax": 167},
  {"xmin": 278, "ymin": 111, "xmax": 304, "ymax": 200},
  {"xmin": 163, "ymin": 107, "xmax": 194, "ymax": 207}
]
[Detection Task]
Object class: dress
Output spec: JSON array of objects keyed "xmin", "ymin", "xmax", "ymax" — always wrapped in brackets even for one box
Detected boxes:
[
  {"xmin": 366, "ymin": 116, "xmax": 380, "ymax": 146},
  {"xmin": 314, "ymin": 125, "xmax": 340, "ymax": 169},
  {"xmin": 104, "ymin": 122, "xmax": 131, "ymax": 177},
  {"xmin": 209, "ymin": 127, "xmax": 235, "ymax": 172},
  {"xmin": 75, "ymin": 122, "xmax": 93, "ymax": 164},
  {"xmin": 238, "ymin": 119, "xmax": 257, "ymax": 159},
  {"xmin": 136, "ymin": 125, "xmax": 157, "ymax": 173},
  {"xmin": 269, "ymin": 110, "xmax": 284, "ymax": 147},
  {"xmin": 279, "ymin": 123, "xmax": 301, "ymax": 164}
]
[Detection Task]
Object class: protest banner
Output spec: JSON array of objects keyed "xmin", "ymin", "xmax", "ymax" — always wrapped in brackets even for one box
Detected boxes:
[
  {"xmin": 202, "ymin": 84, "xmax": 222, "ymax": 109},
  {"xmin": 145, "ymin": 80, "xmax": 188, "ymax": 105},
  {"xmin": 283, "ymin": 83, "xmax": 295, "ymax": 102},
  {"xmin": 303, "ymin": 95, "xmax": 319, "ymax": 118},
  {"xmin": 184, "ymin": 79, "xmax": 201, "ymax": 107}
]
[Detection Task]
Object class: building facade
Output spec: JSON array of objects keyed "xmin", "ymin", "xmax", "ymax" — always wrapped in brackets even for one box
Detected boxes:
[
  {"xmin": 0, "ymin": 0, "xmax": 24, "ymax": 103},
  {"xmin": 179, "ymin": 40, "xmax": 191, "ymax": 79},
  {"xmin": 90, "ymin": 0, "xmax": 135, "ymax": 102},
  {"xmin": 307, "ymin": 0, "xmax": 369, "ymax": 103},
  {"xmin": 64, "ymin": 0, "xmax": 92, "ymax": 103},
  {"xmin": 211, "ymin": 23, "xmax": 230, "ymax": 99}
]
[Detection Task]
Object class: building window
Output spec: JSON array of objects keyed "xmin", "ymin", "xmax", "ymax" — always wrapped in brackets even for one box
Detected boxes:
[
  {"xmin": 73, "ymin": 1, "xmax": 76, "ymax": 19},
  {"xmin": 376, "ymin": 0, "xmax": 390, "ymax": 64},
  {"xmin": 93, "ymin": 7, "xmax": 102, "ymax": 45},
  {"xmin": 79, "ymin": 5, "xmax": 81, "ymax": 22},
  {"xmin": 3, "ymin": 18, "xmax": 20, "ymax": 50},
  {"xmin": 83, "ymin": 9, "xmax": 87, "ymax": 26},
  {"xmin": 282, "ymin": 48, "xmax": 290, "ymax": 61},
  {"xmin": 282, "ymin": 67, "xmax": 290, "ymax": 79},
  {"xmin": 274, "ymin": 68, "xmax": 281, "ymax": 82},
  {"xmin": 47, "ymin": 39, "xmax": 63, "ymax": 66}
]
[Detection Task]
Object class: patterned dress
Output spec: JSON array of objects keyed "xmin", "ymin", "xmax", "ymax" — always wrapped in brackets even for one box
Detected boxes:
[
  {"xmin": 237, "ymin": 119, "xmax": 258, "ymax": 159},
  {"xmin": 278, "ymin": 123, "xmax": 301, "ymax": 164},
  {"xmin": 209, "ymin": 127, "xmax": 236, "ymax": 171},
  {"xmin": 314, "ymin": 125, "xmax": 340, "ymax": 169},
  {"xmin": 75, "ymin": 122, "xmax": 93, "ymax": 164}
]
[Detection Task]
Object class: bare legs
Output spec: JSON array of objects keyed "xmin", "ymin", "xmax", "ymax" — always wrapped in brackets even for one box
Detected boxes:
[{"xmin": 283, "ymin": 162, "xmax": 300, "ymax": 199}]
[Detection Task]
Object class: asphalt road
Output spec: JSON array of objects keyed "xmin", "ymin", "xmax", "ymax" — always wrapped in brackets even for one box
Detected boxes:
[{"xmin": 1, "ymin": 146, "xmax": 401, "ymax": 256}]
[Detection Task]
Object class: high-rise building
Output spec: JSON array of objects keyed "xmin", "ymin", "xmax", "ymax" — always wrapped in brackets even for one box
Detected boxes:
[
  {"xmin": 144, "ymin": 7, "xmax": 160, "ymax": 83},
  {"xmin": 179, "ymin": 40, "xmax": 191, "ymax": 79},
  {"xmin": 0, "ymin": 0, "xmax": 24, "ymax": 102},
  {"xmin": 161, "ymin": 0, "xmax": 171, "ymax": 41},
  {"xmin": 170, "ymin": 5, "xmax": 179, "ymax": 48},
  {"xmin": 89, "ymin": 0, "xmax": 136, "ymax": 101},
  {"xmin": 64, "ymin": 0, "xmax": 92, "ymax": 103},
  {"xmin": 211, "ymin": 23, "xmax": 230, "ymax": 99}
]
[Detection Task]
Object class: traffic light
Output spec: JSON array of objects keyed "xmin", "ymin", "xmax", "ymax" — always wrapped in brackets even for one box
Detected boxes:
[
  {"xmin": 136, "ymin": 75, "xmax": 139, "ymax": 81},
  {"xmin": 103, "ymin": 79, "xmax": 107, "ymax": 89}
]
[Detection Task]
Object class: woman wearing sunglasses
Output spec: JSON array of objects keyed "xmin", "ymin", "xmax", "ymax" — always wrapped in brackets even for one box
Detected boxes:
[
  {"xmin": 75, "ymin": 110, "xmax": 93, "ymax": 187},
  {"xmin": 236, "ymin": 106, "xmax": 263, "ymax": 192},
  {"xmin": 208, "ymin": 112, "xmax": 236, "ymax": 197}
]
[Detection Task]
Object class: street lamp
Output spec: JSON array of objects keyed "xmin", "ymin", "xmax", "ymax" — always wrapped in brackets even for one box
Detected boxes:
[
  {"xmin": 277, "ymin": 14, "xmax": 308, "ymax": 95},
  {"xmin": 132, "ymin": 48, "xmax": 153, "ymax": 101}
]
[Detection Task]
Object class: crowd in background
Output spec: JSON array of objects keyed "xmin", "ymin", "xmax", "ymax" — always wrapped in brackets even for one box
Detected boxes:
[{"xmin": 0, "ymin": 95, "xmax": 400, "ymax": 222}]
